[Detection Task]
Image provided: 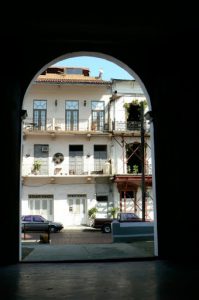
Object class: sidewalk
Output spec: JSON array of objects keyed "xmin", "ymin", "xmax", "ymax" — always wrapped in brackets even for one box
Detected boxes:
[{"xmin": 22, "ymin": 241, "xmax": 154, "ymax": 262}]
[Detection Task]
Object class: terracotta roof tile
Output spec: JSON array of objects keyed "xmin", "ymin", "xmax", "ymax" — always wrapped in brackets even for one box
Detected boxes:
[{"xmin": 35, "ymin": 74, "xmax": 111, "ymax": 85}]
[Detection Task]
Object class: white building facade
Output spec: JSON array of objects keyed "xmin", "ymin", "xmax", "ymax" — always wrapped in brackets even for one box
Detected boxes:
[{"xmin": 21, "ymin": 67, "xmax": 153, "ymax": 228}]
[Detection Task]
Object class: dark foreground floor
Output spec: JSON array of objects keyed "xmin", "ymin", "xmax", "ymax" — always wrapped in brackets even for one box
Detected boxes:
[{"xmin": 0, "ymin": 259, "xmax": 198, "ymax": 300}]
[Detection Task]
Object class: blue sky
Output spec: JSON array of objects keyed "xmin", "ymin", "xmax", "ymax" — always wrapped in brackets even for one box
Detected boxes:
[{"xmin": 53, "ymin": 56, "xmax": 133, "ymax": 81}]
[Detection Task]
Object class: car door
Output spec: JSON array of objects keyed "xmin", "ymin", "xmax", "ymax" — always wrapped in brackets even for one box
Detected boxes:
[{"xmin": 31, "ymin": 215, "xmax": 48, "ymax": 230}]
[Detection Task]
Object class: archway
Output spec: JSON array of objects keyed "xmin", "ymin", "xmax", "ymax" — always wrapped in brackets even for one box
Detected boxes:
[{"xmin": 20, "ymin": 51, "xmax": 157, "ymax": 261}]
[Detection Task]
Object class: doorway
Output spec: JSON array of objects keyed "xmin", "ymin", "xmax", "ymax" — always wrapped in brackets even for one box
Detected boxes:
[{"xmin": 67, "ymin": 194, "xmax": 86, "ymax": 225}]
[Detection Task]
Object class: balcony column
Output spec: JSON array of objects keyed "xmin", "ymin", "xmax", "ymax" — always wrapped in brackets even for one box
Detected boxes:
[
  {"xmin": 52, "ymin": 118, "xmax": 55, "ymax": 130},
  {"xmin": 124, "ymin": 191, "xmax": 126, "ymax": 212},
  {"xmin": 120, "ymin": 192, "xmax": 122, "ymax": 212}
]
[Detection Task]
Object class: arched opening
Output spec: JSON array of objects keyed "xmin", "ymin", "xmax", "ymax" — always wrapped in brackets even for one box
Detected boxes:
[{"xmin": 20, "ymin": 51, "xmax": 157, "ymax": 261}]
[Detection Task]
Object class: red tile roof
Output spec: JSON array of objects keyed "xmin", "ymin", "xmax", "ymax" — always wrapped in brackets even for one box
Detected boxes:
[{"xmin": 35, "ymin": 73, "xmax": 111, "ymax": 85}]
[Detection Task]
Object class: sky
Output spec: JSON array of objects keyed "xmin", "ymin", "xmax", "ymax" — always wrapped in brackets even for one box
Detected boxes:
[{"xmin": 53, "ymin": 56, "xmax": 134, "ymax": 81}]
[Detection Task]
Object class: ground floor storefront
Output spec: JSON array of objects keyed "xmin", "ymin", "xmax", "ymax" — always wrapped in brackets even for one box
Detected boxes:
[{"xmin": 21, "ymin": 176, "xmax": 153, "ymax": 227}]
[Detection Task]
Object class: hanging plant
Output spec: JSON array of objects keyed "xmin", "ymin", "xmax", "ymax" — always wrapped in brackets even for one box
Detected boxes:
[
  {"xmin": 53, "ymin": 153, "xmax": 64, "ymax": 164},
  {"xmin": 123, "ymin": 99, "xmax": 139, "ymax": 110},
  {"xmin": 123, "ymin": 99, "xmax": 148, "ymax": 110},
  {"xmin": 124, "ymin": 99, "xmax": 148, "ymax": 121}
]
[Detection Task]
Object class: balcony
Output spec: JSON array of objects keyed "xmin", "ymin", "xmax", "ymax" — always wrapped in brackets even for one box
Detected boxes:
[
  {"xmin": 126, "ymin": 164, "xmax": 152, "ymax": 176},
  {"xmin": 21, "ymin": 162, "xmax": 111, "ymax": 178},
  {"xmin": 23, "ymin": 118, "xmax": 111, "ymax": 136},
  {"xmin": 114, "ymin": 121, "xmax": 150, "ymax": 132},
  {"xmin": 23, "ymin": 118, "xmax": 150, "ymax": 135},
  {"xmin": 23, "ymin": 118, "xmax": 88, "ymax": 132},
  {"xmin": 114, "ymin": 174, "xmax": 152, "ymax": 192}
]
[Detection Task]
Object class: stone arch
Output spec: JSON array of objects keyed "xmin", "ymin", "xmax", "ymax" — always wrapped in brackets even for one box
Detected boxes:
[{"xmin": 21, "ymin": 51, "xmax": 158, "ymax": 258}]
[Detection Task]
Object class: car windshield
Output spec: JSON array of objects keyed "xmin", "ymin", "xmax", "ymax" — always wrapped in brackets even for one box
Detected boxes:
[
  {"xmin": 117, "ymin": 213, "xmax": 140, "ymax": 221},
  {"xmin": 124, "ymin": 213, "xmax": 139, "ymax": 219}
]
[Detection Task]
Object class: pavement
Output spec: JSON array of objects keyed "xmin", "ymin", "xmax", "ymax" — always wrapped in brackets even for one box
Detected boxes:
[{"xmin": 21, "ymin": 227, "xmax": 155, "ymax": 262}]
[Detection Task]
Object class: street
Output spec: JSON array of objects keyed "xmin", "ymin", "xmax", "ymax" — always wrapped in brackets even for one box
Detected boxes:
[
  {"xmin": 21, "ymin": 226, "xmax": 112, "ymax": 245},
  {"xmin": 21, "ymin": 226, "xmax": 154, "ymax": 261}
]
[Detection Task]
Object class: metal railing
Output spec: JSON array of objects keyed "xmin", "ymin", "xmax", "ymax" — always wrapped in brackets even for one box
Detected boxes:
[
  {"xmin": 23, "ymin": 118, "xmax": 150, "ymax": 133},
  {"xmin": 23, "ymin": 118, "xmax": 89, "ymax": 132},
  {"xmin": 126, "ymin": 164, "xmax": 152, "ymax": 175},
  {"xmin": 114, "ymin": 121, "xmax": 150, "ymax": 132}
]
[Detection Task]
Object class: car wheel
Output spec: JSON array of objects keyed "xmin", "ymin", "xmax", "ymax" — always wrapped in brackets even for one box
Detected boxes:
[
  {"xmin": 50, "ymin": 226, "xmax": 57, "ymax": 233},
  {"xmin": 102, "ymin": 224, "xmax": 111, "ymax": 233}
]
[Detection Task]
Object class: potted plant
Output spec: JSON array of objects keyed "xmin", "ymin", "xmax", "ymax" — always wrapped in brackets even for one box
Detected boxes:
[
  {"xmin": 108, "ymin": 207, "xmax": 119, "ymax": 218},
  {"xmin": 88, "ymin": 207, "xmax": 98, "ymax": 219},
  {"xmin": 132, "ymin": 164, "xmax": 139, "ymax": 174},
  {"xmin": 88, "ymin": 207, "xmax": 98, "ymax": 226},
  {"xmin": 32, "ymin": 160, "xmax": 42, "ymax": 174},
  {"xmin": 127, "ymin": 165, "xmax": 131, "ymax": 173}
]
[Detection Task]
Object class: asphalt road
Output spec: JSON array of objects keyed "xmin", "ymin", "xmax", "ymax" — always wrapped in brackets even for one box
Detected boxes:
[{"xmin": 21, "ymin": 227, "xmax": 112, "ymax": 245}]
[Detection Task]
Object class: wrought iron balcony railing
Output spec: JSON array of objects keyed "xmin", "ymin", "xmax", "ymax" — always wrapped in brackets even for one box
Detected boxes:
[
  {"xmin": 114, "ymin": 121, "xmax": 150, "ymax": 131},
  {"xmin": 23, "ymin": 118, "xmax": 150, "ymax": 133}
]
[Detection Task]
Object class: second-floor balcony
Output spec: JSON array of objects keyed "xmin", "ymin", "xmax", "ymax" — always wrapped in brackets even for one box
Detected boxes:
[
  {"xmin": 114, "ymin": 121, "xmax": 150, "ymax": 132},
  {"xmin": 22, "ymin": 161, "xmax": 152, "ymax": 178},
  {"xmin": 23, "ymin": 118, "xmax": 150, "ymax": 134},
  {"xmin": 21, "ymin": 161, "xmax": 112, "ymax": 177},
  {"xmin": 23, "ymin": 117, "xmax": 89, "ymax": 132}
]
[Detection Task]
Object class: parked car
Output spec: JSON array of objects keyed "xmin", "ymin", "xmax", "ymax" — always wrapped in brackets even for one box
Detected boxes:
[
  {"xmin": 92, "ymin": 212, "xmax": 151, "ymax": 233},
  {"xmin": 21, "ymin": 215, "xmax": 64, "ymax": 233}
]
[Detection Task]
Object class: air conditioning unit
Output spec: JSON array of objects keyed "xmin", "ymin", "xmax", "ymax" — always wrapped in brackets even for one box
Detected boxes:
[{"xmin": 41, "ymin": 146, "xmax": 49, "ymax": 153}]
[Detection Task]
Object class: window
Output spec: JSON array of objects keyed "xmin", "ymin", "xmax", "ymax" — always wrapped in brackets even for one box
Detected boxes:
[
  {"xmin": 28, "ymin": 195, "xmax": 53, "ymax": 220},
  {"xmin": 65, "ymin": 100, "xmax": 79, "ymax": 131},
  {"xmin": 91, "ymin": 101, "xmax": 104, "ymax": 131},
  {"xmin": 33, "ymin": 100, "xmax": 47, "ymax": 131},
  {"xmin": 94, "ymin": 145, "xmax": 107, "ymax": 171},
  {"xmin": 23, "ymin": 216, "xmax": 32, "ymax": 222},
  {"xmin": 65, "ymin": 68, "xmax": 83, "ymax": 75},
  {"xmin": 69, "ymin": 145, "xmax": 83, "ymax": 175},
  {"xmin": 96, "ymin": 196, "xmax": 108, "ymax": 218},
  {"xmin": 96, "ymin": 196, "xmax": 108, "ymax": 202},
  {"xmin": 34, "ymin": 144, "xmax": 49, "ymax": 175},
  {"xmin": 32, "ymin": 215, "xmax": 45, "ymax": 222}
]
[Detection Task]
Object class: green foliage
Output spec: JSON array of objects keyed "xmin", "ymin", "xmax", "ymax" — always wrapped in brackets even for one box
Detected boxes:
[
  {"xmin": 33, "ymin": 160, "xmax": 42, "ymax": 171},
  {"xmin": 108, "ymin": 207, "xmax": 119, "ymax": 218},
  {"xmin": 127, "ymin": 165, "xmax": 131, "ymax": 173},
  {"xmin": 88, "ymin": 207, "xmax": 98, "ymax": 219},
  {"xmin": 133, "ymin": 164, "xmax": 139, "ymax": 174},
  {"xmin": 123, "ymin": 100, "xmax": 148, "ymax": 122},
  {"xmin": 123, "ymin": 100, "xmax": 148, "ymax": 111}
]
